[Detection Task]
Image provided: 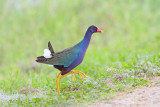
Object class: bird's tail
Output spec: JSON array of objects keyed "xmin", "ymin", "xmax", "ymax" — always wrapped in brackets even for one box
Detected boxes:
[
  {"xmin": 36, "ymin": 56, "xmax": 49, "ymax": 62},
  {"xmin": 35, "ymin": 41, "xmax": 55, "ymax": 63}
]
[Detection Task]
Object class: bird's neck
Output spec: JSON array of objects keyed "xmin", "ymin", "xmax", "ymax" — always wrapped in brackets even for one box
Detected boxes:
[
  {"xmin": 81, "ymin": 31, "xmax": 93, "ymax": 49},
  {"xmin": 82, "ymin": 31, "xmax": 92, "ymax": 43}
]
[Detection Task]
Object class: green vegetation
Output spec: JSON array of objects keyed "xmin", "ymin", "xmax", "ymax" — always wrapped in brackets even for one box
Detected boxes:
[{"xmin": 0, "ymin": 0, "xmax": 160, "ymax": 106}]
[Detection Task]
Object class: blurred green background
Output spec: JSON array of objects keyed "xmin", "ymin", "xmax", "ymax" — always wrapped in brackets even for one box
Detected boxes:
[{"xmin": 0, "ymin": 0, "xmax": 160, "ymax": 106}]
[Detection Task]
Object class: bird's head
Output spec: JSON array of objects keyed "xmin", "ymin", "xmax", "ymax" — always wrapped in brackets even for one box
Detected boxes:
[{"xmin": 88, "ymin": 25, "xmax": 103, "ymax": 33}]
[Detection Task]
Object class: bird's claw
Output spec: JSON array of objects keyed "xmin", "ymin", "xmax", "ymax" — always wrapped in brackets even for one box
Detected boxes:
[
  {"xmin": 72, "ymin": 73, "xmax": 76, "ymax": 80},
  {"xmin": 79, "ymin": 73, "xmax": 83, "ymax": 79},
  {"xmin": 71, "ymin": 70, "xmax": 87, "ymax": 80}
]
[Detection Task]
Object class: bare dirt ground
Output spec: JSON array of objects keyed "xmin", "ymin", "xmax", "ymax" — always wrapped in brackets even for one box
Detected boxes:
[{"xmin": 92, "ymin": 76, "xmax": 160, "ymax": 107}]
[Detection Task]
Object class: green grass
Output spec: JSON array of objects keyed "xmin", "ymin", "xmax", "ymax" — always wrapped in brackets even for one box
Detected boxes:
[{"xmin": 0, "ymin": 0, "xmax": 160, "ymax": 106}]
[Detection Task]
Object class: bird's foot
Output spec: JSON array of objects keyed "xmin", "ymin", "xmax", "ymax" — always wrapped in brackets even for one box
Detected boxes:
[
  {"xmin": 56, "ymin": 70, "xmax": 87, "ymax": 94},
  {"xmin": 72, "ymin": 73, "xmax": 76, "ymax": 80},
  {"xmin": 71, "ymin": 70, "xmax": 87, "ymax": 80}
]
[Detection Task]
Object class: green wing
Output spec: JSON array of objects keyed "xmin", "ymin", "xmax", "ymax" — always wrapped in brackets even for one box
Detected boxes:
[{"xmin": 44, "ymin": 43, "xmax": 82, "ymax": 67}]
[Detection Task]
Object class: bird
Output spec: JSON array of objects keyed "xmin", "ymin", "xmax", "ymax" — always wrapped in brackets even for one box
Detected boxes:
[{"xmin": 36, "ymin": 25, "xmax": 102, "ymax": 94}]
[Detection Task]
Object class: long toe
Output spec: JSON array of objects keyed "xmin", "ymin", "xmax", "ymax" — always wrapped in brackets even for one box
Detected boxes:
[
  {"xmin": 78, "ymin": 71, "xmax": 87, "ymax": 78},
  {"xmin": 79, "ymin": 73, "xmax": 84, "ymax": 79},
  {"xmin": 72, "ymin": 73, "xmax": 76, "ymax": 81}
]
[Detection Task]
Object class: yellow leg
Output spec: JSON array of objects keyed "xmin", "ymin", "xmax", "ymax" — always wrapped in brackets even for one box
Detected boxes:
[
  {"xmin": 56, "ymin": 70, "xmax": 87, "ymax": 94},
  {"xmin": 56, "ymin": 71, "xmax": 74, "ymax": 94},
  {"xmin": 56, "ymin": 72, "xmax": 62, "ymax": 94},
  {"xmin": 57, "ymin": 71, "xmax": 62, "ymax": 78}
]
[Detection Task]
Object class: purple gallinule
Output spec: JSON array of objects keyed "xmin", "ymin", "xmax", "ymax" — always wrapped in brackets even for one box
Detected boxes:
[{"xmin": 36, "ymin": 25, "xmax": 102, "ymax": 94}]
